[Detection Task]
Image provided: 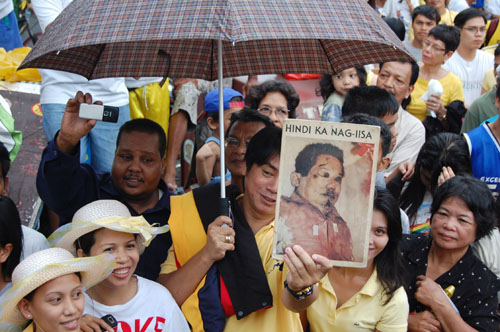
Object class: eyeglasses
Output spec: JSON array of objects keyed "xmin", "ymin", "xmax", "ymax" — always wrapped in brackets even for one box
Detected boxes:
[
  {"xmin": 422, "ymin": 39, "xmax": 446, "ymax": 53},
  {"xmin": 225, "ymin": 137, "xmax": 251, "ymax": 149},
  {"xmin": 462, "ymin": 26, "xmax": 486, "ymax": 33},
  {"xmin": 257, "ymin": 106, "xmax": 290, "ymax": 118}
]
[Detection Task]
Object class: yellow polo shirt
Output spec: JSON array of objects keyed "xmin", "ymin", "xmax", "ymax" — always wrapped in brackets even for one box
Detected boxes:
[
  {"xmin": 406, "ymin": 72, "xmax": 464, "ymax": 121},
  {"xmin": 161, "ymin": 203, "xmax": 302, "ymax": 332},
  {"xmin": 307, "ymin": 270, "xmax": 409, "ymax": 332}
]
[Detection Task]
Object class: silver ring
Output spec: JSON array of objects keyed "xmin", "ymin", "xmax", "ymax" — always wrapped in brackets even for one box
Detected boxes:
[{"xmin": 225, "ymin": 235, "xmax": 231, "ymax": 243}]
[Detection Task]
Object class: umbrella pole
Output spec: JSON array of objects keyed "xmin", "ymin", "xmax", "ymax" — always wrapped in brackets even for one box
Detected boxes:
[{"xmin": 218, "ymin": 38, "xmax": 229, "ymax": 216}]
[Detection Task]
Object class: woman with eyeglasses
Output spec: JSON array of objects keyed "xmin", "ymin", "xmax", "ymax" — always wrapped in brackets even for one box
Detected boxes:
[
  {"xmin": 246, "ymin": 80, "xmax": 299, "ymax": 128},
  {"xmin": 406, "ymin": 25, "xmax": 464, "ymax": 133}
]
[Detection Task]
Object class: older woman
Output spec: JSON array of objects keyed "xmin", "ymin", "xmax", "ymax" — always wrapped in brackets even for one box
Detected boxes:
[
  {"xmin": 402, "ymin": 175, "xmax": 500, "ymax": 332},
  {"xmin": 246, "ymin": 80, "xmax": 299, "ymax": 128}
]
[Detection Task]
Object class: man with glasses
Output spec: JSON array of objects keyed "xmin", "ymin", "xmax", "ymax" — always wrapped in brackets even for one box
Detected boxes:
[
  {"xmin": 225, "ymin": 109, "xmax": 274, "ymax": 191},
  {"xmin": 246, "ymin": 80, "xmax": 300, "ymax": 128},
  {"xmin": 443, "ymin": 8, "xmax": 493, "ymax": 107}
]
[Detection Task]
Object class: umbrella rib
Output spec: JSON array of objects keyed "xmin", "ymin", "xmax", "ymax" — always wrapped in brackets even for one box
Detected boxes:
[
  {"xmin": 211, "ymin": 39, "xmax": 215, "ymax": 81},
  {"xmin": 318, "ymin": 39, "xmax": 336, "ymax": 75}
]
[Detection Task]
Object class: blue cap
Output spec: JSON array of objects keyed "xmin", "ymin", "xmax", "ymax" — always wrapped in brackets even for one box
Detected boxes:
[{"xmin": 204, "ymin": 88, "xmax": 244, "ymax": 113}]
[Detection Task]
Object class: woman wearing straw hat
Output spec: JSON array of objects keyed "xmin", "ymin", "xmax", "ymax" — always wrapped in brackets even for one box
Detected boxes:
[
  {"xmin": 49, "ymin": 199, "xmax": 189, "ymax": 332},
  {"xmin": 0, "ymin": 247, "xmax": 115, "ymax": 332}
]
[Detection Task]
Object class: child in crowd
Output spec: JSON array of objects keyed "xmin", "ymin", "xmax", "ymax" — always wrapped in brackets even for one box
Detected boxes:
[
  {"xmin": 195, "ymin": 88, "xmax": 244, "ymax": 186},
  {"xmin": 49, "ymin": 199, "xmax": 189, "ymax": 332},
  {"xmin": 283, "ymin": 188, "xmax": 408, "ymax": 332},
  {"xmin": 318, "ymin": 67, "xmax": 367, "ymax": 122}
]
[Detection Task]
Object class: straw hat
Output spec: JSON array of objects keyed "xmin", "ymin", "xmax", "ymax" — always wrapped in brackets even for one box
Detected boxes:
[
  {"xmin": 48, "ymin": 200, "xmax": 169, "ymax": 255},
  {"xmin": 0, "ymin": 247, "xmax": 115, "ymax": 326}
]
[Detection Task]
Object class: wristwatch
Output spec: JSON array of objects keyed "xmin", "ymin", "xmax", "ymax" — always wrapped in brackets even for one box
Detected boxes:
[{"xmin": 284, "ymin": 280, "xmax": 314, "ymax": 300}]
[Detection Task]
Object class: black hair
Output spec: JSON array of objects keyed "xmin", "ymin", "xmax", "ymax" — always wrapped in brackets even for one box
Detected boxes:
[
  {"xmin": 342, "ymin": 86, "xmax": 399, "ymax": 119},
  {"xmin": 206, "ymin": 95, "xmax": 244, "ymax": 122},
  {"xmin": 74, "ymin": 229, "xmax": 139, "ymax": 256},
  {"xmin": 0, "ymin": 142, "xmax": 10, "ymax": 179},
  {"xmin": 294, "ymin": 143, "xmax": 345, "ymax": 177},
  {"xmin": 75, "ymin": 230, "xmax": 97, "ymax": 256},
  {"xmin": 431, "ymin": 175, "xmax": 495, "ymax": 240},
  {"xmin": 372, "ymin": 188, "xmax": 405, "ymax": 305},
  {"xmin": 116, "ymin": 119, "xmax": 167, "ymax": 157},
  {"xmin": 400, "ymin": 133, "xmax": 472, "ymax": 223},
  {"xmin": 246, "ymin": 80, "xmax": 300, "ymax": 119},
  {"xmin": 384, "ymin": 17, "xmax": 406, "ymax": 41},
  {"xmin": 428, "ymin": 25, "xmax": 461, "ymax": 53},
  {"xmin": 454, "ymin": 8, "xmax": 486, "ymax": 29},
  {"xmin": 0, "ymin": 195, "xmax": 23, "ymax": 282},
  {"xmin": 379, "ymin": 61, "xmax": 420, "ymax": 109},
  {"xmin": 343, "ymin": 113, "xmax": 392, "ymax": 157},
  {"xmin": 244, "ymin": 126, "xmax": 282, "ymax": 172},
  {"xmin": 317, "ymin": 67, "xmax": 367, "ymax": 102},
  {"xmin": 495, "ymin": 44, "xmax": 500, "ymax": 57},
  {"xmin": 412, "ymin": 5, "xmax": 440, "ymax": 24},
  {"xmin": 226, "ymin": 108, "xmax": 274, "ymax": 138}
]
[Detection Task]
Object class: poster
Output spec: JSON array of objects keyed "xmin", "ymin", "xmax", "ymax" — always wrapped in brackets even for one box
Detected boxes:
[{"xmin": 273, "ymin": 119, "xmax": 379, "ymax": 267}]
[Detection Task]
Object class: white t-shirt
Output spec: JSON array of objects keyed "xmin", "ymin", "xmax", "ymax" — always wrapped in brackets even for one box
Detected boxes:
[
  {"xmin": 84, "ymin": 276, "xmax": 190, "ymax": 332},
  {"xmin": 385, "ymin": 107, "xmax": 425, "ymax": 176},
  {"xmin": 380, "ymin": 0, "xmax": 420, "ymax": 40},
  {"xmin": 488, "ymin": 0, "xmax": 500, "ymax": 15},
  {"xmin": 403, "ymin": 40, "xmax": 422, "ymax": 62},
  {"xmin": 448, "ymin": 0, "xmax": 470, "ymax": 12},
  {"xmin": 21, "ymin": 225, "xmax": 49, "ymax": 260},
  {"xmin": 443, "ymin": 50, "xmax": 494, "ymax": 106},
  {"xmin": 0, "ymin": 0, "xmax": 14, "ymax": 19},
  {"xmin": 31, "ymin": 0, "xmax": 129, "ymax": 106}
]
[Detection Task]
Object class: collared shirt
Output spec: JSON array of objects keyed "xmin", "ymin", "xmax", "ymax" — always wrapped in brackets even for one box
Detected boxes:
[
  {"xmin": 401, "ymin": 235, "xmax": 500, "ymax": 332},
  {"xmin": 36, "ymin": 137, "xmax": 172, "ymax": 280},
  {"xmin": 162, "ymin": 214, "xmax": 302, "ymax": 332},
  {"xmin": 278, "ymin": 191, "xmax": 353, "ymax": 261},
  {"xmin": 307, "ymin": 270, "xmax": 408, "ymax": 332},
  {"xmin": 385, "ymin": 107, "xmax": 425, "ymax": 176}
]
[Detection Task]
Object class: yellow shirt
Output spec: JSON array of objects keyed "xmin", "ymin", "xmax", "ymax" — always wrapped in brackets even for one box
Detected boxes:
[
  {"xmin": 22, "ymin": 323, "xmax": 34, "ymax": 332},
  {"xmin": 406, "ymin": 72, "xmax": 464, "ymax": 121},
  {"xmin": 482, "ymin": 69, "xmax": 496, "ymax": 92},
  {"xmin": 307, "ymin": 270, "xmax": 409, "ymax": 332},
  {"xmin": 161, "ymin": 192, "xmax": 302, "ymax": 332}
]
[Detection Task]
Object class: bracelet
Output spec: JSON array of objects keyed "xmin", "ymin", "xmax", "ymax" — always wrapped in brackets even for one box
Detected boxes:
[{"xmin": 284, "ymin": 280, "xmax": 314, "ymax": 300}]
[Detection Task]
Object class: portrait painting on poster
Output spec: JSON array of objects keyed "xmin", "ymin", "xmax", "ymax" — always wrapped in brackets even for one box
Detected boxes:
[{"xmin": 273, "ymin": 119, "xmax": 380, "ymax": 267}]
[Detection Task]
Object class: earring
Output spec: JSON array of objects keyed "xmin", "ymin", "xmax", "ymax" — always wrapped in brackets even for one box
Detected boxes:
[{"xmin": 26, "ymin": 314, "xmax": 32, "ymax": 319}]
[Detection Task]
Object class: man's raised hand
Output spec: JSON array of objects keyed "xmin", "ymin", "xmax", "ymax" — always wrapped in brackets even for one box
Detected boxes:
[{"xmin": 56, "ymin": 91, "xmax": 100, "ymax": 154}]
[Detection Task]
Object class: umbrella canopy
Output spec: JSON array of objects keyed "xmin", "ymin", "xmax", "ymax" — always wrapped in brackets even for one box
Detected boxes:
[{"xmin": 20, "ymin": 0, "xmax": 413, "ymax": 79}]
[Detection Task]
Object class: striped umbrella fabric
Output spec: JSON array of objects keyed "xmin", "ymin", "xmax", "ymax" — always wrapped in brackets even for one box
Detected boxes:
[{"xmin": 20, "ymin": 0, "xmax": 413, "ymax": 79}]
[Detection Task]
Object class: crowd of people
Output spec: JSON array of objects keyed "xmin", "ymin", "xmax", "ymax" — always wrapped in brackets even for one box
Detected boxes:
[{"xmin": 1, "ymin": 0, "xmax": 500, "ymax": 331}]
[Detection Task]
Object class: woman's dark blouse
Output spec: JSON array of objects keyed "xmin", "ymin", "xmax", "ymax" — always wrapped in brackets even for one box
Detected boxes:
[{"xmin": 400, "ymin": 235, "xmax": 500, "ymax": 332}]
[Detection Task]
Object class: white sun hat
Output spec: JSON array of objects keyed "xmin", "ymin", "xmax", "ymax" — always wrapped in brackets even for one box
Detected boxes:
[
  {"xmin": 0, "ymin": 247, "xmax": 115, "ymax": 326},
  {"xmin": 48, "ymin": 199, "xmax": 169, "ymax": 255}
]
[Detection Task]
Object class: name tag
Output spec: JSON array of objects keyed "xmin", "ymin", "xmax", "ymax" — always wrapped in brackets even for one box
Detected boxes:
[
  {"xmin": 313, "ymin": 225, "xmax": 318, "ymax": 236},
  {"xmin": 333, "ymin": 223, "xmax": 338, "ymax": 233}
]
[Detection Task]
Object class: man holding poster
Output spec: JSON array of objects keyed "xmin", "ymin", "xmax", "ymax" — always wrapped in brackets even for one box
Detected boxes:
[{"xmin": 279, "ymin": 143, "xmax": 354, "ymax": 261}]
